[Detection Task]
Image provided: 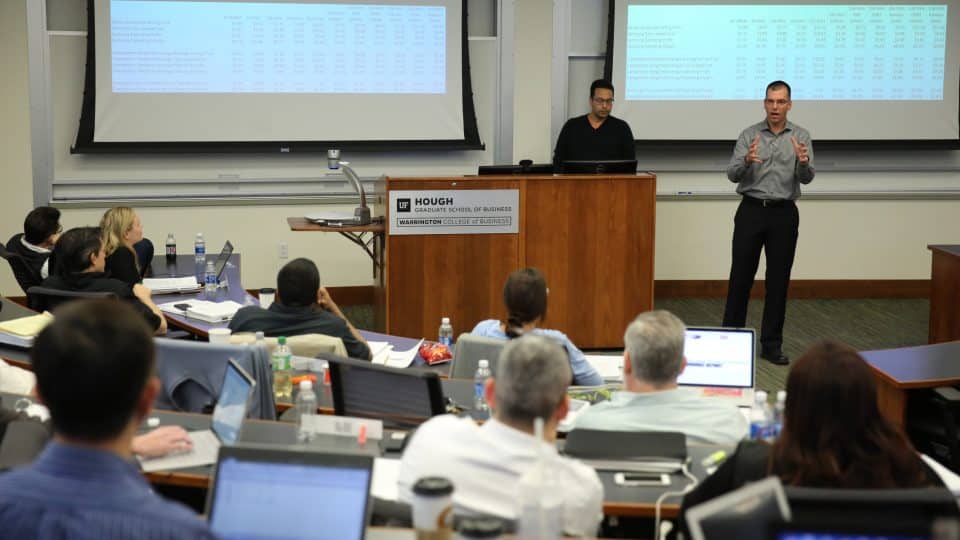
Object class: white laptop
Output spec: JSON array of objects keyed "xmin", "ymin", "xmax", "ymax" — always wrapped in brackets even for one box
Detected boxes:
[
  {"xmin": 678, "ymin": 327, "xmax": 757, "ymax": 408},
  {"xmin": 139, "ymin": 358, "xmax": 255, "ymax": 472}
]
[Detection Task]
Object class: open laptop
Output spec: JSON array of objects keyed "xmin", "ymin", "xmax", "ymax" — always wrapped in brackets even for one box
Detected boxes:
[
  {"xmin": 209, "ymin": 240, "xmax": 234, "ymax": 283},
  {"xmin": 139, "ymin": 358, "xmax": 255, "ymax": 472},
  {"xmin": 206, "ymin": 445, "xmax": 374, "ymax": 540},
  {"xmin": 678, "ymin": 327, "xmax": 757, "ymax": 407}
]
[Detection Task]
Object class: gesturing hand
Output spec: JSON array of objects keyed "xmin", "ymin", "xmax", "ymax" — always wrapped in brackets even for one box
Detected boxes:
[
  {"xmin": 791, "ymin": 135, "xmax": 809, "ymax": 164},
  {"xmin": 745, "ymin": 135, "xmax": 763, "ymax": 164}
]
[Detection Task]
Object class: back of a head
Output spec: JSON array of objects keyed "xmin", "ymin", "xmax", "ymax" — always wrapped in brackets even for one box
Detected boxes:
[
  {"xmin": 23, "ymin": 206, "xmax": 61, "ymax": 246},
  {"xmin": 623, "ymin": 310, "xmax": 686, "ymax": 386},
  {"xmin": 99, "ymin": 206, "xmax": 136, "ymax": 256},
  {"xmin": 31, "ymin": 299, "xmax": 155, "ymax": 441},
  {"xmin": 494, "ymin": 334, "xmax": 570, "ymax": 425},
  {"xmin": 772, "ymin": 340, "xmax": 928, "ymax": 488},
  {"xmin": 52, "ymin": 226, "xmax": 102, "ymax": 276},
  {"xmin": 277, "ymin": 257, "xmax": 320, "ymax": 307},
  {"xmin": 502, "ymin": 267, "xmax": 548, "ymax": 338}
]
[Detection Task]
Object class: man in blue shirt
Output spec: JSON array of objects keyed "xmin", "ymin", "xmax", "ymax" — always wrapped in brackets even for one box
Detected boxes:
[{"xmin": 0, "ymin": 299, "xmax": 215, "ymax": 540}]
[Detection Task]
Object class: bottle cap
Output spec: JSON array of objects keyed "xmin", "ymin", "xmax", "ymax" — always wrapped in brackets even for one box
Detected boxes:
[
  {"xmin": 278, "ymin": 336, "xmax": 287, "ymax": 345},
  {"xmin": 777, "ymin": 390, "xmax": 787, "ymax": 401},
  {"xmin": 255, "ymin": 331, "xmax": 265, "ymax": 340},
  {"xmin": 299, "ymin": 380, "xmax": 313, "ymax": 391},
  {"xmin": 196, "ymin": 232, "xmax": 202, "ymax": 238},
  {"xmin": 478, "ymin": 359, "xmax": 489, "ymax": 368},
  {"xmin": 756, "ymin": 390, "xmax": 768, "ymax": 401},
  {"xmin": 441, "ymin": 317, "xmax": 450, "ymax": 324},
  {"xmin": 146, "ymin": 417, "xmax": 160, "ymax": 428},
  {"xmin": 412, "ymin": 476, "xmax": 454, "ymax": 497}
]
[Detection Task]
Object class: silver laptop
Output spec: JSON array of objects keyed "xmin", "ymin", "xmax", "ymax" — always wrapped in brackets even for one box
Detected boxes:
[
  {"xmin": 139, "ymin": 358, "xmax": 255, "ymax": 472},
  {"xmin": 678, "ymin": 327, "xmax": 757, "ymax": 407}
]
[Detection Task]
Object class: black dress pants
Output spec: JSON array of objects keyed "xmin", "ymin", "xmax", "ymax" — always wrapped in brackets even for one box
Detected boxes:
[{"xmin": 722, "ymin": 196, "xmax": 799, "ymax": 353}]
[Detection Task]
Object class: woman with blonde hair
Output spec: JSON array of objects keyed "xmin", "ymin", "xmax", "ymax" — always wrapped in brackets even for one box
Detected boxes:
[{"xmin": 100, "ymin": 206, "xmax": 146, "ymax": 286}]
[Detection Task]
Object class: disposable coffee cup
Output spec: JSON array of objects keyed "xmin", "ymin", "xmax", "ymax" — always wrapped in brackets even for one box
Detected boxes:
[
  {"xmin": 259, "ymin": 288, "xmax": 276, "ymax": 309},
  {"xmin": 412, "ymin": 477, "xmax": 454, "ymax": 540},
  {"xmin": 327, "ymin": 149, "xmax": 341, "ymax": 170},
  {"xmin": 209, "ymin": 328, "xmax": 231, "ymax": 345}
]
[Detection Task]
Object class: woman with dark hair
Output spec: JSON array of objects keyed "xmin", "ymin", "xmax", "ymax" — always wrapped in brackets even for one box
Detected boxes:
[
  {"xmin": 471, "ymin": 267, "xmax": 603, "ymax": 386},
  {"xmin": 678, "ymin": 340, "xmax": 943, "ymax": 528},
  {"xmin": 36, "ymin": 227, "xmax": 166, "ymax": 334}
]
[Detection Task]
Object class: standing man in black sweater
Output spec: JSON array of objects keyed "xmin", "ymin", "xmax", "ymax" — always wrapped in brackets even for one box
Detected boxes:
[{"xmin": 553, "ymin": 79, "xmax": 636, "ymax": 168}]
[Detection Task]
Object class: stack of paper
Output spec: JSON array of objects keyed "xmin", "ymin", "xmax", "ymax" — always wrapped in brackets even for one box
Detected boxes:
[
  {"xmin": 584, "ymin": 354, "xmax": 625, "ymax": 382},
  {"xmin": 159, "ymin": 299, "xmax": 244, "ymax": 322},
  {"xmin": 143, "ymin": 276, "xmax": 200, "ymax": 294},
  {"xmin": 0, "ymin": 312, "xmax": 54, "ymax": 348},
  {"xmin": 371, "ymin": 339, "xmax": 424, "ymax": 369}
]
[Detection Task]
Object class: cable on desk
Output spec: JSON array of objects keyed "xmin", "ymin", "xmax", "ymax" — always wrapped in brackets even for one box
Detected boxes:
[{"xmin": 653, "ymin": 459, "xmax": 698, "ymax": 540}]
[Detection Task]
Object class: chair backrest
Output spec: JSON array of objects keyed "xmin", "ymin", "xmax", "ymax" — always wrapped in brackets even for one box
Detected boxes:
[
  {"xmin": 229, "ymin": 332, "xmax": 347, "ymax": 358},
  {"xmin": 784, "ymin": 486, "xmax": 960, "ymax": 529},
  {"xmin": 25, "ymin": 286, "xmax": 116, "ymax": 312},
  {"xmin": 152, "ymin": 338, "xmax": 276, "ymax": 420},
  {"xmin": 324, "ymin": 354, "xmax": 446, "ymax": 429},
  {"xmin": 450, "ymin": 333, "xmax": 506, "ymax": 379},
  {"xmin": 686, "ymin": 477, "xmax": 791, "ymax": 540},
  {"xmin": 0, "ymin": 245, "xmax": 43, "ymax": 294}
]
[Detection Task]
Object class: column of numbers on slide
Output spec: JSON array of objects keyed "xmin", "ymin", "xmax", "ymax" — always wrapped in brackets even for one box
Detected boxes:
[{"xmin": 623, "ymin": 4, "xmax": 947, "ymax": 101}]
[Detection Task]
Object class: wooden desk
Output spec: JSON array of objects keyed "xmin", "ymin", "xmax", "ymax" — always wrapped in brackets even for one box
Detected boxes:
[
  {"xmin": 383, "ymin": 174, "xmax": 656, "ymax": 349},
  {"xmin": 863, "ymin": 340, "xmax": 960, "ymax": 427},
  {"xmin": 929, "ymin": 245, "xmax": 960, "ymax": 344}
]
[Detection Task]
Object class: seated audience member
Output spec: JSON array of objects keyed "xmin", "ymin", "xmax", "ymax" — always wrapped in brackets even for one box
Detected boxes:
[
  {"xmin": 4, "ymin": 206, "xmax": 62, "ymax": 280},
  {"xmin": 471, "ymin": 267, "xmax": 603, "ymax": 386},
  {"xmin": 678, "ymin": 340, "xmax": 945, "ymax": 532},
  {"xmin": 0, "ymin": 300, "xmax": 215, "ymax": 539},
  {"xmin": 39, "ymin": 227, "xmax": 167, "ymax": 334},
  {"xmin": 398, "ymin": 335, "xmax": 603, "ymax": 536},
  {"xmin": 229, "ymin": 258, "xmax": 370, "ymax": 359},
  {"xmin": 573, "ymin": 310, "xmax": 747, "ymax": 445},
  {"xmin": 100, "ymin": 206, "xmax": 148, "ymax": 285}
]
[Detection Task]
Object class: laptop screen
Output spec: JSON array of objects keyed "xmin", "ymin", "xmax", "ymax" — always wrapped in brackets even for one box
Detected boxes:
[
  {"xmin": 211, "ymin": 240, "xmax": 234, "ymax": 281},
  {"xmin": 208, "ymin": 449, "xmax": 372, "ymax": 540},
  {"xmin": 211, "ymin": 359, "xmax": 254, "ymax": 445},
  {"xmin": 677, "ymin": 327, "xmax": 755, "ymax": 389}
]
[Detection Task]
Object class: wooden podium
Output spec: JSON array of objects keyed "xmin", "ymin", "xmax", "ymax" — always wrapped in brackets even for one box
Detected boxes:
[
  {"xmin": 928, "ymin": 244, "xmax": 960, "ymax": 344},
  {"xmin": 380, "ymin": 174, "xmax": 656, "ymax": 349}
]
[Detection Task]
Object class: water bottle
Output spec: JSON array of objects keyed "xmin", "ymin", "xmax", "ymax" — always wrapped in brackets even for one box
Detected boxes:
[
  {"xmin": 194, "ymin": 232, "xmax": 206, "ymax": 263},
  {"xmin": 771, "ymin": 390, "xmax": 787, "ymax": 439},
  {"xmin": 272, "ymin": 336, "xmax": 293, "ymax": 400},
  {"xmin": 296, "ymin": 380, "xmax": 317, "ymax": 443},
  {"xmin": 749, "ymin": 390, "xmax": 771, "ymax": 440},
  {"xmin": 165, "ymin": 233, "xmax": 176, "ymax": 263},
  {"xmin": 473, "ymin": 359, "xmax": 492, "ymax": 411},
  {"xmin": 438, "ymin": 317, "xmax": 453, "ymax": 347},
  {"xmin": 516, "ymin": 418, "xmax": 563, "ymax": 539},
  {"xmin": 203, "ymin": 261, "xmax": 217, "ymax": 294}
]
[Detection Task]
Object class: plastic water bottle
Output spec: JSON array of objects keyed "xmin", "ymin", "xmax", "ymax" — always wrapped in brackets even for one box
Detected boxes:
[
  {"xmin": 255, "ymin": 331, "xmax": 265, "ymax": 346},
  {"xmin": 438, "ymin": 317, "xmax": 453, "ymax": 347},
  {"xmin": 771, "ymin": 390, "xmax": 787, "ymax": 439},
  {"xmin": 165, "ymin": 233, "xmax": 176, "ymax": 263},
  {"xmin": 203, "ymin": 261, "xmax": 217, "ymax": 294},
  {"xmin": 296, "ymin": 380, "xmax": 317, "ymax": 443},
  {"xmin": 749, "ymin": 390, "xmax": 772, "ymax": 440},
  {"xmin": 272, "ymin": 336, "xmax": 293, "ymax": 400},
  {"xmin": 194, "ymin": 233, "xmax": 206, "ymax": 263},
  {"xmin": 516, "ymin": 418, "xmax": 563, "ymax": 539},
  {"xmin": 473, "ymin": 359, "xmax": 492, "ymax": 411}
]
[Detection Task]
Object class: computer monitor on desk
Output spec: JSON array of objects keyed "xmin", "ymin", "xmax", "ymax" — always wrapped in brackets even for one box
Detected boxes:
[
  {"xmin": 324, "ymin": 354, "xmax": 446, "ymax": 429},
  {"xmin": 559, "ymin": 159, "xmax": 637, "ymax": 174}
]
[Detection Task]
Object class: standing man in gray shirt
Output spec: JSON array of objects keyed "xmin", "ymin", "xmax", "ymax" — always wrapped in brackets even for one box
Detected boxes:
[{"xmin": 722, "ymin": 80, "xmax": 815, "ymax": 366}]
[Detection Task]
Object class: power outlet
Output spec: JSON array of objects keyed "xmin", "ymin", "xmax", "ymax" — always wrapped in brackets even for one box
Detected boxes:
[{"xmin": 278, "ymin": 242, "xmax": 289, "ymax": 259}]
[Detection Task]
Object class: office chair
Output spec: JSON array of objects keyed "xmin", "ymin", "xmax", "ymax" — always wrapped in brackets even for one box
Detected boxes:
[
  {"xmin": 153, "ymin": 338, "xmax": 276, "ymax": 420},
  {"xmin": 324, "ymin": 354, "xmax": 445, "ymax": 429},
  {"xmin": 25, "ymin": 286, "xmax": 116, "ymax": 312},
  {"xmin": 908, "ymin": 386, "xmax": 960, "ymax": 473},
  {"xmin": 230, "ymin": 332, "xmax": 347, "ymax": 358},
  {"xmin": 685, "ymin": 477, "xmax": 790, "ymax": 540},
  {"xmin": 450, "ymin": 333, "xmax": 505, "ymax": 379},
  {"xmin": 0, "ymin": 245, "xmax": 43, "ymax": 294}
]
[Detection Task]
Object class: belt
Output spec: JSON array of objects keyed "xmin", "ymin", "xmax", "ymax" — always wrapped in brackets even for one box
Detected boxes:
[{"xmin": 742, "ymin": 195, "xmax": 794, "ymax": 208}]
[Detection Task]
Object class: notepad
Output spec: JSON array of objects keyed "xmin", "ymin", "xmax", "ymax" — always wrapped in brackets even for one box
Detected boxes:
[
  {"xmin": 143, "ymin": 276, "xmax": 201, "ymax": 294},
  {"xmin": 159, "ymin": 299, "xmax": 243, "ymax": 322},
  {"xmin": 0, "ymin": 312, "xmax": 54, "ymax": 347}
]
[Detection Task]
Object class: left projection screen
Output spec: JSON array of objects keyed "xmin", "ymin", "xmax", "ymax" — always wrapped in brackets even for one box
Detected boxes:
[{"xmin": 75, "ymin": 0, "xmax": 482, "ymax": 152}]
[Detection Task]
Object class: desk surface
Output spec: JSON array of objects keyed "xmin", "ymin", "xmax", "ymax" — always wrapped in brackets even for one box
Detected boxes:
[
  {"xmin": 863, "ymin": 340, "xmax": 960, "ymax": 389},
  {"xmin": 929, "ymin": 245, "xmax": 960, "ymax": 257}
]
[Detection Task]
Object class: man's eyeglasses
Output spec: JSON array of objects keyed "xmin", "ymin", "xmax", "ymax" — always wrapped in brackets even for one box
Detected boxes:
[
  {"xmin": 592, "ymin": 97, "xmax": 615, "ymax": 106},
  {"xmin": 764, "ymin": 99, "xmax": 790, "ymax": 107}
]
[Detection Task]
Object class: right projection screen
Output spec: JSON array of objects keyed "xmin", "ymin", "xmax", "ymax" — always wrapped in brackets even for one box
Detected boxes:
[{"xmin": 608, "ymin": 1, "xmax": 960, "ymax": 143}]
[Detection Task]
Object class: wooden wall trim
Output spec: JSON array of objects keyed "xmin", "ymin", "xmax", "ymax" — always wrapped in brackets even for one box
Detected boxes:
[{"xmin": 655, "ymin": 279, "xmax": 931, "ymax": 299}]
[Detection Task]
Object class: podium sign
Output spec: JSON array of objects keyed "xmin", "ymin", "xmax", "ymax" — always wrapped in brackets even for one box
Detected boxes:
[{"xmin": 388, "ymin": 189, "xmax": 519, "ymax": 235}]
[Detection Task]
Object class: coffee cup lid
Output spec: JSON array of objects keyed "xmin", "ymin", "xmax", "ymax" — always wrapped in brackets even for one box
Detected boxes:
[
  {"xmin": 412, "ymin": 476, "xmax": 454, "ymax": 496},
  {"xmin": 457, "ymin": 517, "xmax": 504, "ymax": 538},
  {"xmin": 259, "ymin": 288, "xmax": 276, "ymax": 293}
]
